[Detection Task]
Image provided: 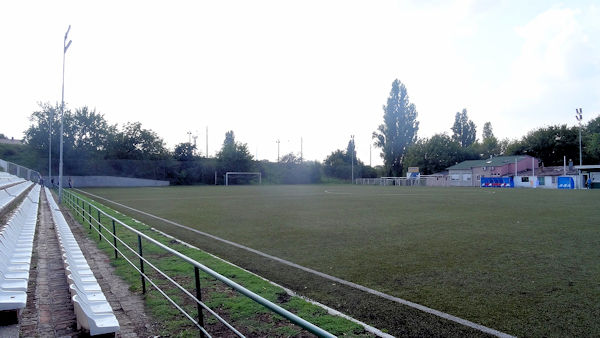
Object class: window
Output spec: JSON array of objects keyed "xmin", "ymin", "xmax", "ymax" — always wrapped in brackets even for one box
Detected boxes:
[
  {"xmin": 538, "ymin": 177, "xmax": 545, "ymax": 185},
  {"xmin": 552, "ymin": 176, "xmax": 556, "ymax": 184},
  {"xmin": 521, "ymin": 177, "xmax": 529, "ymax": 182}
]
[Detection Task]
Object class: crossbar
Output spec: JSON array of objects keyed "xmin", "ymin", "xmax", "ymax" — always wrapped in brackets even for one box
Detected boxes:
[{"xmin": 225, "ymin": 172, "xmax": 262, "ymax": 186}]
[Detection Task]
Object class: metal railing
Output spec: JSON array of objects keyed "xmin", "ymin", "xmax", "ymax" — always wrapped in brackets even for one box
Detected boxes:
[
  {"xmin": 61, "ymin": 188, "xmax": 335, "ymax": 338},
  {"xmin": 0, "ymin": 158, "xmax": 41, "ymax": 182}
]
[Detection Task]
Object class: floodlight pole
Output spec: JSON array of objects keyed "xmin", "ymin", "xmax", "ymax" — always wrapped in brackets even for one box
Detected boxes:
[
  {"xmin": 59, "ymin": 25, "xmax": 72, "ymax": 203},
  {"xmin": 49, "ymin": 109, "xmax": 52, "ymax": 184},
  {"xmin": 576, "ymin": 108, "xmax": 582, "ymax": 167}
]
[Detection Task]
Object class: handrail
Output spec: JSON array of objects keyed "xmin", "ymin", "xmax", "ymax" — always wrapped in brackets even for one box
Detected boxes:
[
  {"xmin": 62, "ymin": 188, "xmax": 336, "ymax": 338},
  {"xmin": 63, "ymin": 189, "xmax": 240, "ymax": 337}
]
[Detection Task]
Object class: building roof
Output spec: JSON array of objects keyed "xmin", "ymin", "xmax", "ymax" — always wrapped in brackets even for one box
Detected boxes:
[
  {"xmin": 519, "ymin": 166, "xmax": 578, "ymax": 177},
  {"xmin": 447, "ymin": 155, "xmax": 531, "ymax": 170},
  {"xmin": 574, "ymin": 165, "xmax": 600, "ymax": 170}
]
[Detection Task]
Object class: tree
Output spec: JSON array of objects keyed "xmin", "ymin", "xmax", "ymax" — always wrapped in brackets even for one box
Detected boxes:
[
  {"xmin": 346, "ymin": 138, "xmax": 355, "ymax": 164},
  {"xmin": 373, "ymin": 79, "xmax": 419, "ymax": 176},
  {"xmin": 584, "ymin": 115, "xmax": 600, "ymax": 163},
  {"xmin": 451, "ymin": 109, "xmax": 477, "ymax": 148},
  {"xmin": 70, "ymin": 106, "xmax": 116, "ymax": 155},
  {"xmin": 505, "ymin": 125, "xmax": 578, "ymax": 166},
  {"xmin": 24, "ymin": 102, "xmax": 62, "ymax": 157},
  {"xmin": 404, "ymin": 134, "xmax": 478, "ymax": 174},
  {"xmin": 216, "ymin": 131, "xmax": 253, "ymax": 172},
  {"xmin": 173, "ymin": 142, "xmax": 197, "ymax": 161},
  {"xmin": 280, "ymin": 152, "xmax": 302, "ymax": 165},
  {"xmin": 106, "ymin": 122, "xmax": 169, "ymax": 160},
  {"xmin": 482, "ymin": 122, "xmax": 494, "ymax": 140},
  {"xmin": 479, "ymin": 121, "xmax": 501, "ymax": 158},
  {"xmin": 323, "ymin": 149, "xmax": 350, "ymax": 179}
]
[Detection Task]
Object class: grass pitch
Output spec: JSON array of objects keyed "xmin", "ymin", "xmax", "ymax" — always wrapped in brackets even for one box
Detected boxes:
[{"xmin": 81, "ymin": 185, "xmax": 600, "ymax": 337}]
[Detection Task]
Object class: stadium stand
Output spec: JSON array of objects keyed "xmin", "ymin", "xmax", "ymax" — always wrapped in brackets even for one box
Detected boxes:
[
  {"xmin": 0, "ymin": 172, "xmax": 26, "ymax": 189},
  {"xmin": 0, "ymin": 184, "xmax": 40, "ymax": 311},
  {"xmin": 45, "ymin": 187, "xmax": 120, "ymax": 336},
  {"xmin": 0, "ymin": 180, "xmax": 33, "ymax": 213}
]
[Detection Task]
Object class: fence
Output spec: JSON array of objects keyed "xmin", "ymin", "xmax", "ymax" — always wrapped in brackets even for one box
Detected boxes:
[
  {"xmin": 61, "ymin": 188, "xmax": 335, "ymax": 338},
  {"xmin": 355, "ymin": 177, "xmax": 428, "ymax": 186},
  {"xmin": 0, "ymin": 159, "xmax": 41, "ymax": 181}
]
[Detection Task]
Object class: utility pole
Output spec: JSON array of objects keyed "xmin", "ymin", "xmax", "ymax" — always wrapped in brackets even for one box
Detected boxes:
[
  {"xmin": 276, "ymin": 139, "xmax": 280, "ymax": 162},
  {"xmin": 187, "ymin": 131, "xmax": 192, "ymax": 143},
  {"xmin": 351, "ymin": 135, "xmax": 355, "ymax": 184},
  {"xmin": 206, "ymin": 126, "xmax": 208, "ymax": 158},
  {"xmin": 300, "ymin": 137, "xmax": 303, "ymax": 162},
  {"xmin": 58, "ymin": 25, "xmax": 72, "ymax": 203}
]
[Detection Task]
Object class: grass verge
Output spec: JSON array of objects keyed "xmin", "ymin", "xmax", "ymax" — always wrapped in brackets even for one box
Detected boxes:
[{"xmin": 64, "ymin": 189, "xmax": 368, "ymax": 337}]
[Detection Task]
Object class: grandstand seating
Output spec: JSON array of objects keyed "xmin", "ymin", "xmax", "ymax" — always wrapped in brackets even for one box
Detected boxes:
[
  {"xmin": 0, "ymin": 172, "xmax": 26, "ymax": 189},
  {"xmin": 0, "ymin": 184, "xmax": 40, "ymax": 311},
  {"xmin": 45, "ymin": 187, "xmax": 120, "ymax": 336},
  {"xmin": 0, "ymin": 180, "xmax": 33, "ymax": 213}
]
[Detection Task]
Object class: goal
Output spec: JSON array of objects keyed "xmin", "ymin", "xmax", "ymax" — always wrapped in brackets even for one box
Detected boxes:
[{"xmin": 225, "ymin": 172, "xmax": 262, "ymax": 186}]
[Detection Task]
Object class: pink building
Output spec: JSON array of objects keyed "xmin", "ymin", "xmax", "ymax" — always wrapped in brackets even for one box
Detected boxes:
[{"xmin": 447, "ymin": 155, "xmax": 539, "ymax": 187}]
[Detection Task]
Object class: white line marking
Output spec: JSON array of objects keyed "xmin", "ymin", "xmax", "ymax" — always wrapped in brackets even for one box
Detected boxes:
[{"xmin": 75, "ymin": 189, "xmax": 515, "ymax": 338}]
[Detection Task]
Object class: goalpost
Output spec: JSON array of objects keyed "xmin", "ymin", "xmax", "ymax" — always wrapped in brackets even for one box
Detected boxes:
[{"xmin": 225, "ymin": 172, "xmax": 262, "ymax": 186}]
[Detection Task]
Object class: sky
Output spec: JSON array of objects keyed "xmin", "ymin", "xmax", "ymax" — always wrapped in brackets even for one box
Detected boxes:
[{"xmin": 1, "ymin": 0, "xmax": 599, "ymax": 166}]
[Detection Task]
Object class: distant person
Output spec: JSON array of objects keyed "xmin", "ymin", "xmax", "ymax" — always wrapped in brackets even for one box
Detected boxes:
[
  {"xmin": 68, "ymin": 177, "xmax": 73, "ymax": 188},
  {"xmin": 587, "ymin": 177, "xmax": 592, "ymax": 189},
  {"xmin": 51, "ymin": 178, "xmax": 54, "ymax": 187}
]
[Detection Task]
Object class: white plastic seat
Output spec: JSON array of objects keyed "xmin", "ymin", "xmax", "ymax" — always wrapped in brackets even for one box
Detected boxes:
[
  {"xmin": 0, "ymin": 288, "xmax": 26, "ymax": 310},
  {"xmin": 44, "ymin": 187, "xmax": 119, "ymax": 336},
  {"xmin": 73, "ymin": 295, "xmax": 120, "ymax": 335},
  {"xmin": 0, "ymin": 185, "xmax": 40, "ymax": 311},
  {"xmin": 0, "ymin": 270, "xmax": 28, "ymax": 292}
]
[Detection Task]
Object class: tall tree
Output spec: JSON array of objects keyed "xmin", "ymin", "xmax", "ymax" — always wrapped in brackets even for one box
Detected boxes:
[
  {"xmin": 373, "ymin": 79, "xmax": 419, "ymax": 176},
  {"xmin": 451, "ymin": 109, "xmax": 477, "ymax": 148},
  {"xmin": 480, "ymin": 121, "xmax": 501, "ymax": 158},
  {"xmin": 482, "ymin": 122, "xmax": 494, "ymax": 140},
  {"xmin": 216, "ymin": 131, "xmax": 253, "ymax": 172}
]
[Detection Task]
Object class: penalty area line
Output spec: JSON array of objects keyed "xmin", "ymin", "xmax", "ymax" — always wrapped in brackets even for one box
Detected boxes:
[{"xmin": 75, "ymin": 189, "xmax": 515, "ymax": 338}]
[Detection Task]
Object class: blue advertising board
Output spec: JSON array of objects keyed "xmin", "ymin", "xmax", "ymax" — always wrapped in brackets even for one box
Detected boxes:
[
  {"xmin": 557, "ymin": 176, "xmax": 574, "ymax": 189},
  {"xmin": 480, "ymin": 177, "xmax": 514, "ymax": 188}
]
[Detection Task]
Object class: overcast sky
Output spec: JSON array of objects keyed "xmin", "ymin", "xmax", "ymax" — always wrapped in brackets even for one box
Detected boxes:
[{"xmin": 1, "ymin": 0, "xmax": 599, "ymax": 165}]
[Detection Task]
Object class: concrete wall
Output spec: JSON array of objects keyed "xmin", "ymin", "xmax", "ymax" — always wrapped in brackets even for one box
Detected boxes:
[
  {"xmin": 513, "ymin": 175, "xmax": 578, "ymax": 189},
  {"xmin": 448, "ymin": 169, "xmax": 473, "ymax": 186},
  {"xmin": 425, "ymin": 176, "xmax": 450, "ymax": 187},
  {"xmin": 45, "ymin": 175, "xmax": 169, "ymax": 188}
]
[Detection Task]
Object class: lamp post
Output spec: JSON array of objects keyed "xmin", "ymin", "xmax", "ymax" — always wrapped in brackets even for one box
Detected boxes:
[
  {"xmin": 575, "ymin": 108, "xmax": 583, "ymax": 167},
  {"xmin": 351, "ymin": 135, "xmax": 355, "ymax": 184},
  {"xmin": 276, "ymin": 139, "xmax": 280, "ymax": 162},
  {"xmin": 49, "ymin": 109, "xmax": 53, "ymax": 185},
  {"xmin": 59, "ymin": 25, "xmax": 72, "ymax": 203}
]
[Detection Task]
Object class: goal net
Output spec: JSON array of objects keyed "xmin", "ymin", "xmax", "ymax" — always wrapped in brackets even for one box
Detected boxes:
[{"xmin": 225, "ymin": 172, "xmax": 262, "ymax": 186}]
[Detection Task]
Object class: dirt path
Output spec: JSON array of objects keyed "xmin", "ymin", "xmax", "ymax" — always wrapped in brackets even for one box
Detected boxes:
[{"xmin": 4, "ymin": 189, "xmax": 159, "ymax": 337}]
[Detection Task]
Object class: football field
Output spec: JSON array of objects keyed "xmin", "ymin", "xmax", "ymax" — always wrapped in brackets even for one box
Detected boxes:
[{"xmin": 81, "ymin": 184, "xmax": 600, "ymax": 337}]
